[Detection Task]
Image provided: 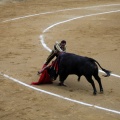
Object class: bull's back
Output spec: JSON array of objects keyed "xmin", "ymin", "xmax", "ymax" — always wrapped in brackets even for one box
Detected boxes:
[
  {"xmin": 59, "ymin": 53, "xmax": 88, "ymax": 72},
  {"xmin": 59, "ymin": 53, "xmax": 97, "ymax": 75},
  {"xmin": 60, "ymin": 53, "xmax": 80, "ymax": 64},
  {"xmin": 60, "ymin": 53, "xmax": 87, "ymax": 65}
]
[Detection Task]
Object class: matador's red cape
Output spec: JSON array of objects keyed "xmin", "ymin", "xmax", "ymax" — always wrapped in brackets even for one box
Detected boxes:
[{"xmin": 31, "ymin": 60, "xmax": 58, "ymax": 85}]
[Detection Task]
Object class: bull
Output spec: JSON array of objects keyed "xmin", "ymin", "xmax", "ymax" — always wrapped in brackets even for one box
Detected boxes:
[{"xmin": 48, "ymin": 52, "xmax": 111, "ymax": 95}]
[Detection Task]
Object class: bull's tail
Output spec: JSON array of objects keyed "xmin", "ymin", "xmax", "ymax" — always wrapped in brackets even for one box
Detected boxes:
[{"xmin": 88, "ymin": 57, "xmax": 111, "ymax": 77}]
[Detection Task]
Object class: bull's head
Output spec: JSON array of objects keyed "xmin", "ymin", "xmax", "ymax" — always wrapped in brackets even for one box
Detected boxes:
[{"xmin": 47, "ymin": 66, "xmax": 58, "ymax": 81}]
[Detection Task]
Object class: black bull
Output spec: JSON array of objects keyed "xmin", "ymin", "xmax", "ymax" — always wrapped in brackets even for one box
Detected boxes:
[{"xmin": 48, "ymin": 52, "xmax": 111, "ymax": 95}]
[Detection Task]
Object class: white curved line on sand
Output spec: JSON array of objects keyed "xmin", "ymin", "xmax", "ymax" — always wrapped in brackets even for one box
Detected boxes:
[{"xmin": 1, "ymin": 4, "xmax": 120, "ymax": 23}]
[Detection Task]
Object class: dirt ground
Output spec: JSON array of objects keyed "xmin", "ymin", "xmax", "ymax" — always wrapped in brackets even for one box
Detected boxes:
[{"xmin": 0, "ymin": 0, "xmax": 120, "ymax": 120}]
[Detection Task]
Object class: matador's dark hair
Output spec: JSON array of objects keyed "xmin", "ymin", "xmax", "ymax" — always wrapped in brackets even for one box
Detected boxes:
[{"xmin": 61, "ymin": 40, "xmax": 66, "ymax": 44}]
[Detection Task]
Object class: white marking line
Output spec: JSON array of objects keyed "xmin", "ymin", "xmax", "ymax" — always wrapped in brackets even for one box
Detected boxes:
[
  {"xmin": 43, "ymin": 10, "xmax": 120, "ymax": 33},
  {"xmin": 0, "ymin": 4, "xmax": 120, "ymax": 115},
  {"xmin": 1, "ymin": 4, "xmax": 120, "ymax": 23},
  {"xmin": 0, "ymin": 72, "xmax": 120, "ymax": 115},
  {"xmin": 40, "ymin": 35, "xmax": 52, "ymax": 52}
]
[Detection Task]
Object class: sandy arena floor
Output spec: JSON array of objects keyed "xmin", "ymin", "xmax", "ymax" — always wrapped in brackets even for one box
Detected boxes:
[{"xmin": 0, "ymin": 0, "xmax": 120, "ymax": 120}]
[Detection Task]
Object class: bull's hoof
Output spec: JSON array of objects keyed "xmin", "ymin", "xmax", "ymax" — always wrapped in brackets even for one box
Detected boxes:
[
  {"xmin": 100, "ymin": 90, "xmax": 104, "ymax": 94},
  {"xmin": 100, "ymin": 89, "xmax": 104, "ymax": 94},
  {"xmin": 58, "ymin": 83, "xmax": 67, "ymax": 87},
  {"xmin": 93, "ymin": 91, "xmax": 97, "ymax": 95}
]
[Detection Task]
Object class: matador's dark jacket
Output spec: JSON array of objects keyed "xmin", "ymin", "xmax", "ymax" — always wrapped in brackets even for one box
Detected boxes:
[{"xmin": 45, "ymin": 42, "xmax": 66, "ymax": 65}]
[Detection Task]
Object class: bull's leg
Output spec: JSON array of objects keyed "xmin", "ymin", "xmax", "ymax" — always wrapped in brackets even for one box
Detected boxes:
[
  {"xmin": 58, "ymin": 74, "xmax": 68, "ymax": 86},
  {"xmin": 77, "ymin": 75, "xmax": 81, "ymax": 82},
  {"xmin": 85, "ymin": 76, "xmax": 97, "ymax": 95},
  {"xmin": 93, "ymin": 74, "xmax": 103, "ymax": 93}
]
